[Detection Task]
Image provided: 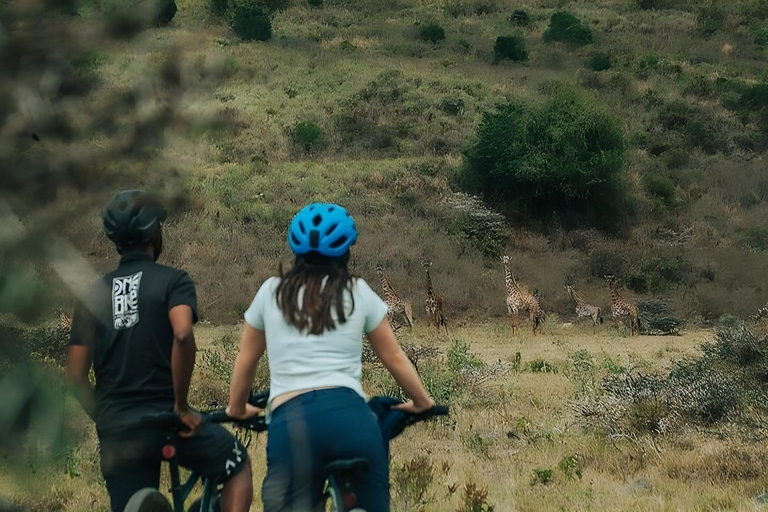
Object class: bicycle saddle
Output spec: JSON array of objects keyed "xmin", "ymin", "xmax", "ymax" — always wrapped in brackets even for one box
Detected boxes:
[{"xmin": 323, "ymin": 458, "xmax": 370, "ymax": 477}]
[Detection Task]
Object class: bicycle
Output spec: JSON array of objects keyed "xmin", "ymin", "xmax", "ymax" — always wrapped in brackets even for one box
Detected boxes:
[
  {"xmin": 123, "ymin": 390, "xmax": 449, "ymax": 512},
  {"xmin": 123, "ymin": 390, "xmax": 269, "ymax": 512}
]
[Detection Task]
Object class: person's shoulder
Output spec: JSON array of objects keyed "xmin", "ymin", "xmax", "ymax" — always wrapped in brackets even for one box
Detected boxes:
[
  {"xmin": 352, "ymin": 277, "xmax": 377, "ymax": 296},
  {"xmin": 151, "ymin": 263, "xmax": 193, "ymax": 282}
]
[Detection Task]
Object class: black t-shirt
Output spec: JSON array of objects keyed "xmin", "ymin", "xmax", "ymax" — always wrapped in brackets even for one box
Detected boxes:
[{"xmin": 69, "ymin": 251, "xmax": 198, "ymax": 436}]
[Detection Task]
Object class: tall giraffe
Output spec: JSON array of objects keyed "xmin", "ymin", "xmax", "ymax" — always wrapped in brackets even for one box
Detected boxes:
[
  {"xmin": 421, "ymin": 260, "xmax": 448, "ymax": 335},
  {"xmin": 605, "ymin": 275, "xmax": 640, "ymax": 336},
  {"xmin": 376, "ymin": 265, "xmax": 414, "ymax": 329},
  {"xmin": 502, "ymin": 256, "xmax": 540, "ymax": 335},
  {"xmin": 532, "ymin": 289, "xmax": 546, "ymax": 333},
  {"xmin": 565, "ymin": 284, "xmax": 603, "ymax": 333}
]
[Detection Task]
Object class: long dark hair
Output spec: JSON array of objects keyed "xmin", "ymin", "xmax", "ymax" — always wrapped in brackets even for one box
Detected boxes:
[{"xmin": 276, "ymin": 251, "xmax": 355, "ymax": 335}]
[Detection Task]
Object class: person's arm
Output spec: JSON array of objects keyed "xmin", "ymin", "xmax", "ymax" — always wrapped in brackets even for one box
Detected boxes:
[
  {"xmin": 226, "ymin": 323, "xmax": 266, "ymax": 420},
  {"xmin": 368, "ymin": 318, "xmax": 435, "ymax": 413},
  {"xmin": 67, "ymin": 345, "xmax": 95, "ymax": 420},
  {"xmin": 169, "ymin": 304, "xmax": 202, "ymax": 437}
]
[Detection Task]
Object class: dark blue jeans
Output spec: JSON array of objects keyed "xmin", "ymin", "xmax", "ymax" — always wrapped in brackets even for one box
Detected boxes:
[{"xmin": 262, "ymin": 387, "xmax": 389, "ymax": 512}]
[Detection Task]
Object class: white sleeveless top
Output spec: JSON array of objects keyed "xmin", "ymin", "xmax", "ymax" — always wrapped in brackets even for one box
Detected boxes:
[{"xmin": 243, "ymin": 276, "xmax": 388, "ymax": 414}]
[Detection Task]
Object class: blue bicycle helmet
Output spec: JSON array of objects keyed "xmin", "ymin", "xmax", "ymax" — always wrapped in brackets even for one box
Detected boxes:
[{"xmin": 288, "ymin": 203, "xmax": 358, "ymax": 258}]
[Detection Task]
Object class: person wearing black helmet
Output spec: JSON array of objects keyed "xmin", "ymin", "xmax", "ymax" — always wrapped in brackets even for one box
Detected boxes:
[
  {"xmin": 66, "ymin": 190, "xmax": 253, "ymax": 512},
  {"xmin": 226, "ymin": 202, "xmax": 435, "ymax": 512}
]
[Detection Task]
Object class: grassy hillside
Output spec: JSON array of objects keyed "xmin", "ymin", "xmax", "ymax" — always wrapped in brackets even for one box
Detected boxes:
[{"xmin": 10, "ymin": 0, "xmax": 768, "ymax": 326}]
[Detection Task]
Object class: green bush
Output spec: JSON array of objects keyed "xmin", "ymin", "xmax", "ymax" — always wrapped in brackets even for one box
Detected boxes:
[
  {"xmin": 209, "ymin": 0, "xmax": 229, "ymax": 16},
  {"xmin": 587, "ymin": 52, "xmax": 611, "ymax": 71},
  {"xmin": 292, "ymin": 121, "xmax": 324, "ymax": 152},
  {"xmin": 627, "ymin": 256, "xmax": 689, "ymax": 294},
  {"xmin": 101, "ymin": 0, "xmax": 177, "ymax": 36},
  {"xmin": 231, "ymin": 0, "xmax": 272, "ymax": 41},
  {"xmin": 510, "ymin": 9, "xmax": 530, "ymax": 27},
  {"xmin": 755, "ymin": 28, "xmax": 768, "ymax": 47},
  {"xmin": 642, "ymin": 173, "xmax": 676, "ymax": 206},
  {"xmin": 419, "ymin": 22, "xmax": 445, "ymax": 43},
  {"xmin": 543, "ymin": 11, "xmax": 593, "ymax": 47},
  {"xmin": 308, "ymin": 0, "xmax": 323, "ymax": 7},
  {"xmin": 461, "ymin": 83, "xmax": 626, "ymax": 225},
  {"xmin": 493, "ymin": 34, "xmax": 528, "ymax": 62},
  {"xmin": 155, "ymin": 0, "xmax": 177, "ymax": 25},
  {"xmin": 746, "ymin": 226, "xmax": 768, "ymax": 251},
  {"xmin": 697, "ymin": 3, "xmax": 726, "ymax": 37}
]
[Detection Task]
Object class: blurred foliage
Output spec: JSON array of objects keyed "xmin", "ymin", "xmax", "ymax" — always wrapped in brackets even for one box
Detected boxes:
[{"xmin": 0, "ymin": 0, "xmax": 227, "ymax": 479}]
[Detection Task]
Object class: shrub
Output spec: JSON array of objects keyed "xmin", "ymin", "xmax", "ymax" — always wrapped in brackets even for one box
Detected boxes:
[
  {"xmin": 154, "ymin": 0, "xmax": 177, "ymax": 25},
  {"xmin": 446, "ymin": 193, "xmax": 508, "ymax": 258},
  {"xmin": 746, "ymin": 226, "xmax": 768, "ymax": 250},
  {"xmin": 636, "ymin": 298, "xmax": 683, "ymax": 335},
  {"xmin": 292, "ymin": 121, "xmax": 324, "ymax": 153},
  {"xmin": 627, "ymin": 256, "xmax": 689, "ymax": 294},
  {"xmin": 101, "ymin": 0, "xmax": 177, "ymax": 36},
  {"xmin": 697, "ymin": 3, "xmax": 726, "ymax": 37},
  {"xmin": 419, "ymin": 22, "xmax": 446, "ymax": 43},
  {"xmin": 493, "ymin": 34, "xmax": 528, "ymax": 62},
  {"xmin": 308, "ymin": 0, "xmax": 322, "ymax": 7},
  {"xmin": 456, "ymin": 482, "xmax": 494, "ymax": 512},
  {"xmin": 392, "ymin": 456, "xmax": 434, "ymax": 510},
  {"xmin": 543, "ymin": 11, "xmax": 593, "ymax": 47},
  {"xmin": 587, "ymin": 52, "xmax": 611, "ymax": 71},
  {"xmin": 461, "ymin": 83, "xmax": 626, "ymax": 224},
  {"xmin": 756, "ymin": 28, "xmax": 768, "ymax": 46},
  {"xmin": 510, "ymin": 9, "xmax": 530, "ymax": 27},
  {"xmin": 642, "ymin": 173, "xmax": 676, "ymax": 206},
  {"xmin": 532, "ymin": 468, "xmax": 553, "ymax": 485},
  {"xmin": 231, "ymin": 1, "xmax": 272, "ymax": 41},
  {"xmin": 209, "ymin": 0, "xmax": 229, "ymax": 16}
]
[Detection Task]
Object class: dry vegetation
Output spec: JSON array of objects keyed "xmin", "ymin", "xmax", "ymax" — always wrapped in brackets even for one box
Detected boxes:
[
  {"xmin": 7, "ymin": 323, "xmax": 768, "ymax": 511},
  {"xmin": 4, "ymin": 0, "xmax": 768, "ymax": 510}
]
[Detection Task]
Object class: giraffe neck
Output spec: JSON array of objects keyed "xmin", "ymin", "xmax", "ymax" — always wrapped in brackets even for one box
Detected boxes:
[
  {"xmin": 609, "ymin": 281, "xmax": 623, "ymax": 305},
  {"xmin": 425, "ymin": 268, "xmax": 435, "ymax": 297},
  {"xmin": 503, "ymin": 260, "xmax": 520, "ymax": 297},
  {"xmin": 379, "ymin": 273, "xmax": 398, "ymax": 302},
  {"xmin": 568, "ymin": 287, "xmax": 587, "ymax": 306}
]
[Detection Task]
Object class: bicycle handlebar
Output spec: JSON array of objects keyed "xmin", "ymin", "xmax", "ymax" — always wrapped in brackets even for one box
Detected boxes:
[{"xmin": 131, "ymin": 389, "xmax": 447, "ymax": 435}]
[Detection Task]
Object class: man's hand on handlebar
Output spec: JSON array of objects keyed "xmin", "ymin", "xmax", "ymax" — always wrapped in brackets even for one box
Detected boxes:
[
  {"xmin": 225, "ymin": 403, "xmax": 263, "ymax": 421},
  {"xmin": 177, "ymin": 409, "xmax": 203, "ymax": 438},
  {"xmin": 392, "ymin": 398, "xmax": 436, "ymax": 414}
]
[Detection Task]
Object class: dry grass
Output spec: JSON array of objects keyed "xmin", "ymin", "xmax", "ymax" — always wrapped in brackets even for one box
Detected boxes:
[{"xmin": 6, "ymin": 323, "xmax": 768, "ymax": 511}]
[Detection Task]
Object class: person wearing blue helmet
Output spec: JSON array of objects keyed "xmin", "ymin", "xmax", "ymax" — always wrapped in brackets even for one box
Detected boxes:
[{"xmin": 226, "ymin": 202, "xmax": 435, "ymax": 511}]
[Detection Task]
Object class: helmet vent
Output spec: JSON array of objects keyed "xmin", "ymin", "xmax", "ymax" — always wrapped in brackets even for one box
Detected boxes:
[
  {"xmin": 312, "ymin": 214, "xmax": 323, "ymax": 227},
  {"xmin": 291, "ymin": 233, "xmax": 302, "ymax": 246},
  {"xmin": 309, "ymin": 230, "xmax": 320, "ymax": 248},
  {"xmin": 325, "ymin": 223, "xmax": 338, "ymax": 235},
  {"xmin": 328, "ymin": 235, "xmax": 348, "ymax": 249}
]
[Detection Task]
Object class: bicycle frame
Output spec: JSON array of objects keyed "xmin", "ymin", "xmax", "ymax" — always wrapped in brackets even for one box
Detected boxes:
[{"xmin": 162, "ymin": 430, "xmax": 218, "ymax": 512}]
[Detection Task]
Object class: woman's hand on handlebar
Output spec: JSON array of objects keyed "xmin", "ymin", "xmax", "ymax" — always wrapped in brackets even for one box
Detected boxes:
[
  {"xmin": 225, "ymin": 402, "xmax": 263, "ymax": 421},
  {"xmin": 392, "ymin": 398, "xmax": 436, "ymax": 414}
]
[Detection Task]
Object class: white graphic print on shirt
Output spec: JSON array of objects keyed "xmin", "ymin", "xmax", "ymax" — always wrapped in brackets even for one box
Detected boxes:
[{"xmin": 112, "ymin": 271, "xmax": 143, "ymax": 329}]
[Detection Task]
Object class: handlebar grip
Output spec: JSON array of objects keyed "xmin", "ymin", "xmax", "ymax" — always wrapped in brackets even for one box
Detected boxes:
[{"xmin": 429, "ymin": 404, "xmax": 449, "ymax": 416}]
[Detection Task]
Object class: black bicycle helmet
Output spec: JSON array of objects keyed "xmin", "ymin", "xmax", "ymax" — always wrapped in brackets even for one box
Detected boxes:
[{"xmin": 102, "ymin": 190, "xmax": 167, "ymax": 249}]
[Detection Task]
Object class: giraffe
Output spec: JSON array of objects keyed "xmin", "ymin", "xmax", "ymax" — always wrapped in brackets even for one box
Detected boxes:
[
  {"xmin": 502, "ymin": 256, "xmax": 540, "ymax": 335},
  {"xmin": 565, "ymin": 284, "xmax": 603, "ymax": 333},
  {"xmin": 605, "ymin": 275, "xmax": 640, "ymax": 336},
  {"xmin": 58, "ymin": 308, "xmax": 72, "ymax": 331},
  {"xmin": 421, "ymin": 260, "xmax": 449, "ymax": 335},
  {"xmin": 532, "ymin": 289, "xmax": 546, "ymax": 333},
  {"xmin": 376, "ymin": 265, "xmax": 414, "ymax": 329}
]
